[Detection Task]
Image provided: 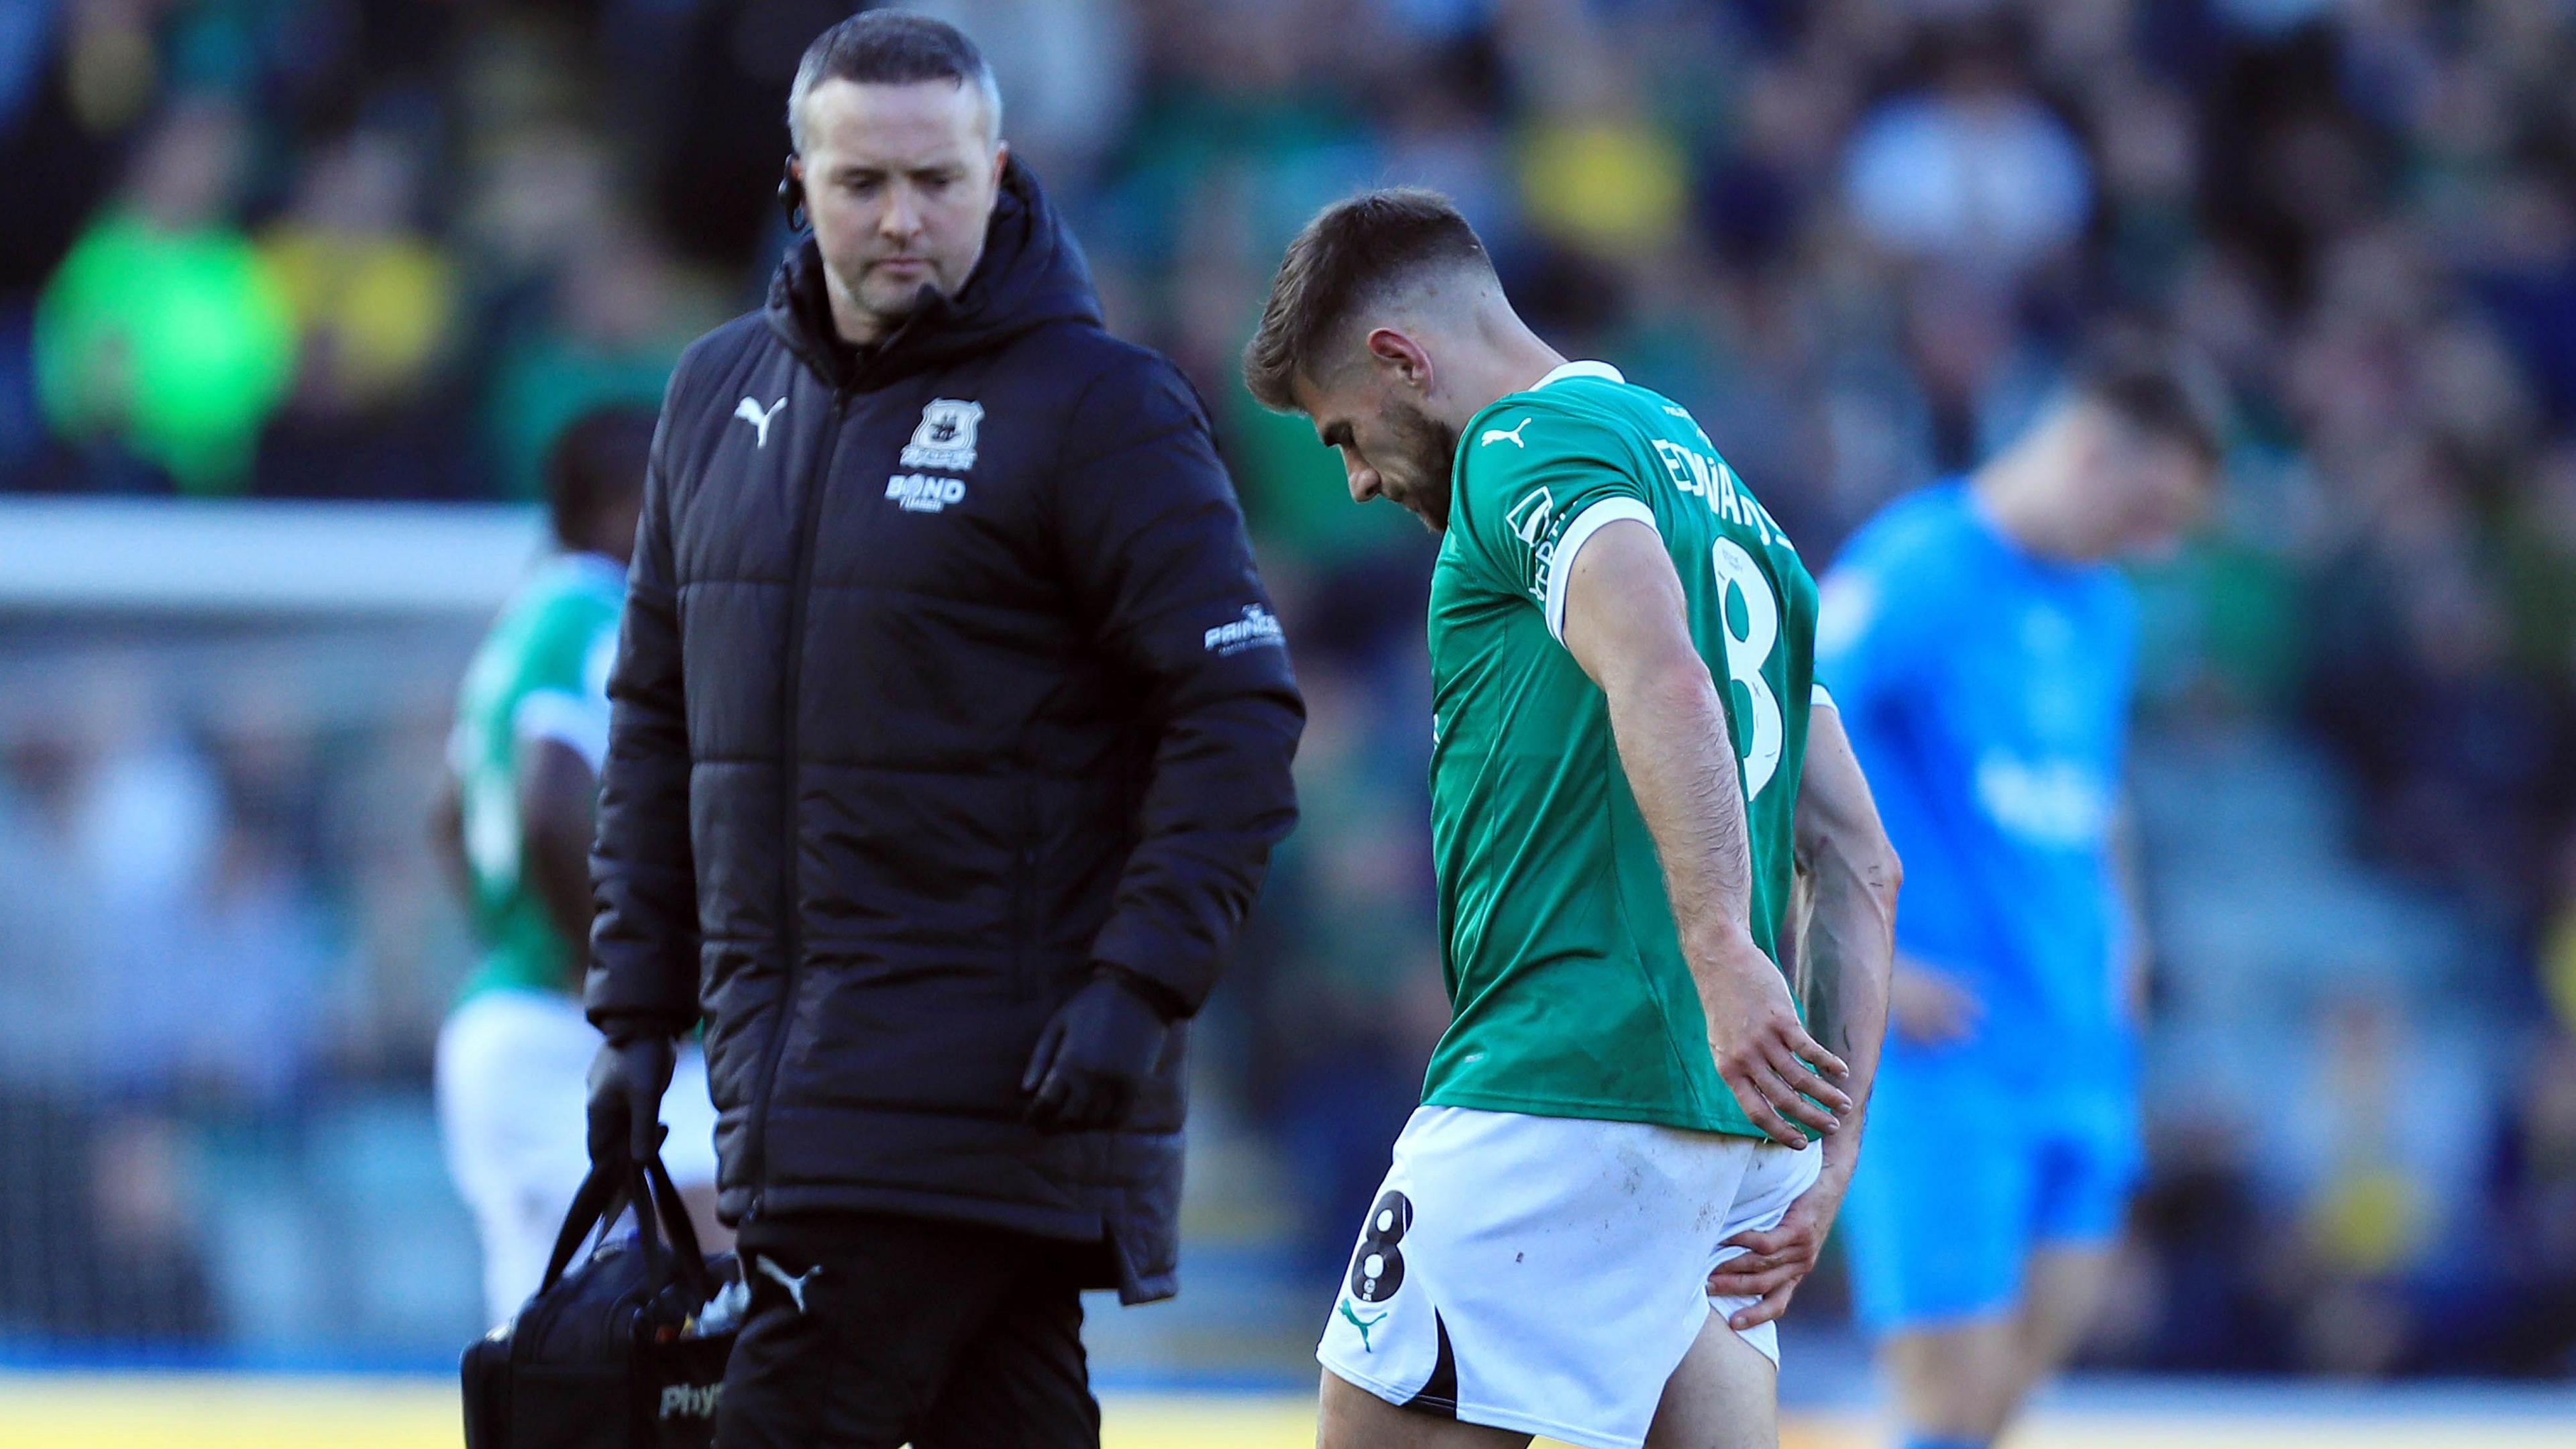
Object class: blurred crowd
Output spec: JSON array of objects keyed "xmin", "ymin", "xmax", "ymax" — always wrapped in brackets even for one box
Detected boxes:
[{"xmin": 5, "ymin": 0, "xmax": 2576, "ymax": 1375}]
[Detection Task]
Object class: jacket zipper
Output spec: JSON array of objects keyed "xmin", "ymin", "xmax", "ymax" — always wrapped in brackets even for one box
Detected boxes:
[{"xmin": 743, "ymin": 383, "xmax": 849, "ymax": 1223}]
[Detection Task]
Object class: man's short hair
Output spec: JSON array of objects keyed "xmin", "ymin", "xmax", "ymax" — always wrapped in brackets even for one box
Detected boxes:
[
  {"xmin": 545, "ymin": 405, "xmax": 656, "ymax": 547},
  {"xmin": 1243, "ymin": 187, "xmax": 1494, "ymax": 411},
  {"xmin": 2068, "ymin": 330, "xmax": 2231, "ymax": 468},
  {"xmin": 787, "ymin": 10, "xmax": 1002, "ymax": 152}
]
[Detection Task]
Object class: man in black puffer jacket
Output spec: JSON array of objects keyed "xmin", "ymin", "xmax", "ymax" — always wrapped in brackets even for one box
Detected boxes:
[{"xmin": 579, "ymin": 14, "xmax": 1302, "ymax": 1447}]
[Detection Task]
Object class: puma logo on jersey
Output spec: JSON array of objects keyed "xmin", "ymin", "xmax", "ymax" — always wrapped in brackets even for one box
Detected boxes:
[
  {"xmin": 735, "ymin": 396, "xmax": 786, "ymax": 447},
  {"xmin": 1338, "ymin": 1297, "xmax": 1388, "ymax": 1351},
  {"xmin": 1481, "ymin": 417, "xmax": 1532, "ymax": 448},
  {"xmin": 754, "ymin": 1255, "xmax": 820, "ymax": 1313}
]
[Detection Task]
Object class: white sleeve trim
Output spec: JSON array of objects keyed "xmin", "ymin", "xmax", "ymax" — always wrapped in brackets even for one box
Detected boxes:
[
  {"xmin": 1544, "ymin": 497, "xmax": 1658, "ymax": 644},
  {"xmin": 513, "ymin": 688, "xmax": 611, "ymax": 773},
  {"xmin": 1812, "ymin": 684, "xmax": 1837, "ymax": 710}
]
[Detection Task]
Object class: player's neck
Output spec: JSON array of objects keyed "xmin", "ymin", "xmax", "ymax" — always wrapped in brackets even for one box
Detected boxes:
[{"xmin": 1452, "ymin": 311, "xmax": 1567, "ymax": 429}]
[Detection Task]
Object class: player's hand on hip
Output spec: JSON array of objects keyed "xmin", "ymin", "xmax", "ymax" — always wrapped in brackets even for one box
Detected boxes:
[
  {"xmin": 586, "ymin": 1030, "xmax": 677, "ymax": 1168},
  {"xmin": 1889, "ymin": 955, "xmax": 1983, "ymax": 1046},
  {"xmin": 1698, "ymin": 932, "xmax": 1849, "ymax": 1148},
  {"xmin": 1707, "ymin": 1167, "xmax": 1847, "ymax": 1330}
]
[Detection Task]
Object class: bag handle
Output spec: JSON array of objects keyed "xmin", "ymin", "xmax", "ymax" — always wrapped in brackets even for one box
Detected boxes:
[
  {"xmin": 539, "ymin": 1159, "xmax": 624, "ymax": 1293},
  {"xmin": 621, "ymin": 1150, "xmax": 706, "ymax": 1299},
  {"xmin": 535, "ymin": 1142, "xmax": 717, "ymax": 1303}
]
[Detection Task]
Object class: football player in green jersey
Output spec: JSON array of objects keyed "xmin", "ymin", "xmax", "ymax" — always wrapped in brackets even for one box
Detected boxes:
[
  {"xmin": 1248, "ymin": 190, "xmax": 1900, "ymax": 1449},
  {"xmin": 432, "ymin": 407, "xmax": 726, "ymax": 1326}
]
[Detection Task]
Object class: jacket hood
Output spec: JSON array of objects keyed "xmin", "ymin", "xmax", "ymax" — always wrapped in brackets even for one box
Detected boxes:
[{"xmin": 765, "ymin": 155, "xmax": 1102, "ymax": 386}]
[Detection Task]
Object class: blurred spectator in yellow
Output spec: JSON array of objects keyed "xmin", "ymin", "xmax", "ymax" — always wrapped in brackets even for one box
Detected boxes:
[
  {"xmin": 1499, "ymin": 0, "xmax": 1689, "ymax": 266},
  {"xmin": 254, "ymin": 120, "xmax": 466, "ymax": 498},
  {"xmin": 261, "ymin": 127, "xmax": 455, "ymax": 420},
  {"xmin": 31, "ymin": 94, "xmax": 292, "ymax": 494}
]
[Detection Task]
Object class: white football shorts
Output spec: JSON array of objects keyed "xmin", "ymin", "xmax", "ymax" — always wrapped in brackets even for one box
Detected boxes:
[
  {"xmin": 1317, "ymin": 1105, "xmax": 1822, "ymax": 1449},
  {"xmin": 435, "ymin": 987, "xmax": 720, "ymax": 1326}
]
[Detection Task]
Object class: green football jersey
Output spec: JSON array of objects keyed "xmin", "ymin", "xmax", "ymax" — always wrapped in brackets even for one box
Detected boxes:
[
  {"xmin": 1423, "ymin": 361, "xmax": 1819, "ymax": 1138},
  {"xmin": 448, "ymin": 553, "xmax": 625, "ymax": 1005}
]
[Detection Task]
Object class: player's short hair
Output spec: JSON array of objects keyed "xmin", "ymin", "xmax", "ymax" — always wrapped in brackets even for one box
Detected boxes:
[
  {"xmin": 1244, "ymin": 187, "xmax": 1495, "ymax": 412},
  {"xmin": 2068, "ymin": 331, "xmax": 2231, "ymax": 469},
  {"xmin": 787, "ymin": 11, "xmax": 1002, "ymax": 152},
  {"xmin": 545, "ymin": 405, "xmax": 656, "ymax": 547}
]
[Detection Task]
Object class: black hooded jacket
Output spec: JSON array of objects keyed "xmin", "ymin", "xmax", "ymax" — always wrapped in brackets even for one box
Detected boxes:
[{"xmin": 583, "ymin": 160, "xmax": 1303, "ymax": 1302}]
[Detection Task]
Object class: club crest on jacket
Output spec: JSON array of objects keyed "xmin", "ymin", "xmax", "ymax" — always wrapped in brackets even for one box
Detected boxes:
[{"xmin": 901, "ymin": 398, "xmax": 984, "ymax": 472}]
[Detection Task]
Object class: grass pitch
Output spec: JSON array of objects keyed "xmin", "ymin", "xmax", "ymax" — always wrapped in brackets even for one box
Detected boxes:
[{"xmin": 0, "ymin": 1373, "xmax": 2569, "ymax": 1448}]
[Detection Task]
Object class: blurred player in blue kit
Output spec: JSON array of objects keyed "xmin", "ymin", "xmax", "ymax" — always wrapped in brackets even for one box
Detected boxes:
[{"xmin": 1819, "ymin": 339, "xmax": 2224, "ymax": 1449}]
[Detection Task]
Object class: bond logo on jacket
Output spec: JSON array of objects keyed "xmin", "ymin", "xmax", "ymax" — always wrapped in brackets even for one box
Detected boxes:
[{"xmin": 885, "ymin": 473, "xmax": 969, "ymax": 513}]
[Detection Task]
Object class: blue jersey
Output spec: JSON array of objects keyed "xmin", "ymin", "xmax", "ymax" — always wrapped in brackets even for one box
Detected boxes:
[{"xmin": 1817, "ymin": 482, "xmax": 2137, "ymax": 1085}]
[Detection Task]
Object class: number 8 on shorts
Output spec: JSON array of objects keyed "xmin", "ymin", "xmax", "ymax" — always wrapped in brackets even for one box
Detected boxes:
[{"xmin": 1347, "ymin": 1191, "xmax": 1413, "ymax": 1304}]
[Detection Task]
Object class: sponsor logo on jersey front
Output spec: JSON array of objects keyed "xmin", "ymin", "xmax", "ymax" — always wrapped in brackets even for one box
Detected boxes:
[
  {"xmin": 900, "ymin": 398, "xmax": 983, "ymax": 471},
  {"xmin": 1481, "ymin": 417, "xmax": 1532, "ymax": 448},
  {"xmin": 885, "ymin": 473, "xmax": 968, "ymax": 513},
  {"xmin": 1974, "ymin": 749, "xmax": 2111, "ymax": 847},
  {"xmin": 1203, "ymin": 603, "xmax": 1285, "ymax": 655}
]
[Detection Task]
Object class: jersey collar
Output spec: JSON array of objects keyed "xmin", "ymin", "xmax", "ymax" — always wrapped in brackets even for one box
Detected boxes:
[{"xmin": 1532, "ymin": 360, "xmax": 1625, "ymax": 390}]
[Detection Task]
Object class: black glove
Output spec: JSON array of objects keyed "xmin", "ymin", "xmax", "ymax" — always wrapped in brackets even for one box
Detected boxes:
[
  {"xmin": 1021, "ymin": 969, "xmax": 1176, "ymax": 1132},
  {"xmin": 587, "ymin": 1028, "xmax": 677, "ymax": 1169}
]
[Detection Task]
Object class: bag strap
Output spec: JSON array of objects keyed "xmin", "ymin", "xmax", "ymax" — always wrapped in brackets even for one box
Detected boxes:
[
  {"xmin": 619, "ymin": 1152, "xmax": 718, "ymax": 1304},
  {"xmin": 641, "ymin": 1152, "xmax": 718, "ymax": 1301},
  {"xmin": 536, "ymin": 1145, "xmax": 718, "ymax": 1302},
  {"xmin": 539, "ymin": 1160, "xmax": 623, "ymax": 1293},
  {"xmin": 624, "ymin": 1163, "xmax": 668, "ymax": 1275}
]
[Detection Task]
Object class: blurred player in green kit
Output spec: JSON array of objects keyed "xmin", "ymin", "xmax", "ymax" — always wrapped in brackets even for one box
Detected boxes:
[
  {"xmin": 433, "ymin": 407, "xmax": 724, "ymax": 1327},
  {"xmin": 1248, "ymin": 189, "xmax": 1900, "ymax": 1449}
]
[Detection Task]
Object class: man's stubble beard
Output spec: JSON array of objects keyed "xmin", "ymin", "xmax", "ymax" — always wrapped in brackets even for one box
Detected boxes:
[
  {"xmin": 1386, "ymin": 400, "xmax": 1458, "ymax": 533},
  {"xmin": 853, "ymin": 274, "xmax": 943, "ymax": 338}
]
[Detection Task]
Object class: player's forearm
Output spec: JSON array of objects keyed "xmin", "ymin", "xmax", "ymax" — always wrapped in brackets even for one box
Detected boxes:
[
  {"xmin": 520, "ymin": 737, "xmax": 605, "ymax": 987},
  {"xmin": 1792, "ymin": 712, "xmax": 1899, "ymax": 1179},
  {"xmin": 1603, "ymin": 653, "xmax": 1758, "ymax": 957},
  {"xmin": 528, "ymin": 820, "xmax": 595, "ymax": 983},
  {"xmin": 1798, "ymin": 847, "xmax": 1893, "ymax": 1179}
]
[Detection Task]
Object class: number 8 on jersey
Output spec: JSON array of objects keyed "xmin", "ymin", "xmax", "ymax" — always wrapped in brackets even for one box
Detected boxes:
[{"xmin": 1709, "ymin": 537, "xmax": 1784, "ymax": 800}]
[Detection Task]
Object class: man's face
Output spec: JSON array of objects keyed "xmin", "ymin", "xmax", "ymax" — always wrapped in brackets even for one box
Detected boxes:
[
  {"xmin": 794, "ymin": 77, "xmax": 1005, "ymax": 343},
  {"xmin": 2093, "ymin": 421, "xmax": 2216, "ymax": 557},
  {"xmin": 1293, "ymin": 358, "xmax": 1458, "ymax": 533}
]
